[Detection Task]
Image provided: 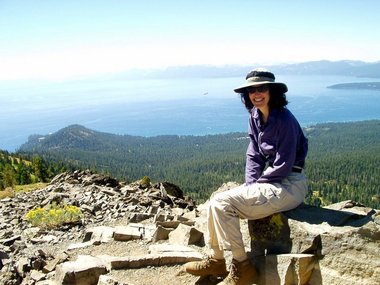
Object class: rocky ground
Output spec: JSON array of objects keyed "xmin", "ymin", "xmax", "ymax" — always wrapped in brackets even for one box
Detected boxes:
[
  {"xmin": 54, "ymin": 239, "xmax": 204, "ymax": 285},
  {"xmin": 1, "ymin": 170, "xmax": 379, "ymax": 285},
  {"xmin": 0, "ymin": 170, "xmax": 220, "ymax": 285}
]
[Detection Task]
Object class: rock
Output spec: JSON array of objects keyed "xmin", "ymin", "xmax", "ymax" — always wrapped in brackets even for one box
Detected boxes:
[
  {"xmin": 42, "ymin": 252, "xmax": 68, "ymax": 273},
  {"xmin": 10, "ymin": 239, "xmax": 27, "ymax": 254},
  {"xmin": 128, "ymin": 213, "xmax": 153, "ymax": 223},
  {"xmin": 249, "ymin": 213, "xmax": 292, "ymax": 256},
  {"xmin": 55, "ymin": 255, "xmax": 108, "ymax": 285},
  {"xmin": 82, "ymin": 173, "xmax": 119, "ymax": 188},
  {"xmin": 1, "ymin": 235, "xmax": 21, "ymax": 246},
  {"xmin": 0, "ymin": 171, "xmax": 195, "ymax": 284},
  {"xmin": 16, "ymin": 256, "xmax": 30, "ymax": 278},
  {"xmin": 148, "ymin": 243, "xmax": 203, "ymax": 259},
  {"xmin": 0, "ymin": 249, "xmax": 9, "ymax": 269},
  {"xmin": 159, "ymin": 182, "xmax": 184, "ymax": 199},
  {"xmin": 194, "ymin": 183, "xmax": 380, "ymax": 285},
  {"xmin": 30, "ymin": 269, "xmax": 46, "ymax": 281},
  {"xmin": 151, "ymin": 225, "xmax": 172, "ymax": 242},
  {"xmin": 255, "ymin": 254, "xmax": 317, "ymax": 285},
  {"xmin": 97, "ymin": 249, "xmax": 202, "ymax": 270},
  {"xmin": 168, "ymin": 223, "xmax": 204, "ymax": 246},
  {"xmin": 113, "ymin": 226, "xmax": 142, "ymax": 241},
  {"xmin": 182, "ymin": 210, "xmax": 197, "ymax": 221},
  {"xmin": 97, "ymin": 275, "xmax": 131, "ymax": 285},
  {"xmin": 2, "ymin": 172, "xmax": 379, "ymax": 285},
  {"xmin": 84, "ymin": 226, "xmax": 115, "ymax": 244},
  {"xmin": 67, "ymin": 240, "xmax": 94, "ymax": 250},
  {"xmin": 155, "ymin": 220, "xmax": 195, "ymax": 228},
  {"xmin": 247, "ymin": 202, "xmax": 380, "ymax": 285}
]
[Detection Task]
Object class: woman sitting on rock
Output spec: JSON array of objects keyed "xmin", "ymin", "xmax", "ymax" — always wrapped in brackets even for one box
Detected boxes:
[{"xmin": 184, "ymin": 68, "xmax": 309, "ymax": 285}]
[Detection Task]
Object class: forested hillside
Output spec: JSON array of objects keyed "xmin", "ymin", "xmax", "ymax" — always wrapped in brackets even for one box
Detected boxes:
[
  {"xmin": 0, "ymin": 151, "xmax": 67, "ymax": 190},
  {"xmin": 17, "ymin": 120, "xmax": 380, "ymax": 208},
  {"xmin": 305, "ymin": 121, "xmax": 380, "ymax": 207}
]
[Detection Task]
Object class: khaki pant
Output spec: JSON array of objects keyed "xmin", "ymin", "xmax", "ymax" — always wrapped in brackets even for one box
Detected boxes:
[{"xmin": 207, "ymin": 172, "xmax": 308, "ymax": 254}]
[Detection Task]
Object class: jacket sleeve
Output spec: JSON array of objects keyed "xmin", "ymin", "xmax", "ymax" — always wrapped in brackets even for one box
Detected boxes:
[
  {"xmin": 245, "ymin": 119, "xmax": 266, "ymax": 184},
  {"xmin": 257, "ymin": 117, "xmax": 298, "ymax": 183}
]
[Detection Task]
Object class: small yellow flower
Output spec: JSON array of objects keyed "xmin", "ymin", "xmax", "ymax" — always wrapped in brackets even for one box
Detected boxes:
[{"xmin": 25, "ymin": 203, "xmax": 83, "ymax": 229}]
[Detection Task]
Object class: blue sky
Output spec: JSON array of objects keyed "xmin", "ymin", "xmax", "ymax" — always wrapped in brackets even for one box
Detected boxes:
[{"xmin": 1, "ymin": 0, "xmax": 380, "ymax": 80}]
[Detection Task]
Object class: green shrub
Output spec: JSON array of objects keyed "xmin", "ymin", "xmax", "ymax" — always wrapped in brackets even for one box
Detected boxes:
[
  {"xmin": 139, "ymin": 176, "xmax": 151, "ymax": 189},
  {"xmin": 25, "ymin": 203, "xmax": 83, "ymax": 229}
]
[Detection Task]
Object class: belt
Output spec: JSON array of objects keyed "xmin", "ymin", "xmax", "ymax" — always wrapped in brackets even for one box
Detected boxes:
[
  {"xmin": 268, "ymin": 163, "xmax": 303, "ymax": 173},
  {"xmin": 291, "ymin": 166, "xmax": 303, "ymax": 173}
]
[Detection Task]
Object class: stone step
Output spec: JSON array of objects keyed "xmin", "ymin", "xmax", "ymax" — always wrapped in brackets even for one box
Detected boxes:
[
  {"xmin": 54, "ymin": 244, "xmax": 203, "ymax": 285},
  {"xmin": 54, "ymin": 252, "xmax": 317, "ymax": 285}
]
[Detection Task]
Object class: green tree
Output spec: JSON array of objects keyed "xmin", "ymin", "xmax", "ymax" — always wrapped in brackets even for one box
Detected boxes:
[
  {"xmin": 2, "ymin": 164, "xmax": 16, "ymax": 188},
  {"xmin": 17, "ymin": 163, "xmax": 32, "ymax": 185},
  {"xmin": 32, "ymin": 155, "xmax": 48, "ymax": 182}
]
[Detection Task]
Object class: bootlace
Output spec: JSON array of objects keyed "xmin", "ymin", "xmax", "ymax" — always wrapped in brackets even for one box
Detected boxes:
[
  {"xmin": 198, "ymin": 256, "xmax": 215, "ymax": 269},
  {"xmin": 225, "ymin": 263, "xmax": 239, "ymax": 282}
]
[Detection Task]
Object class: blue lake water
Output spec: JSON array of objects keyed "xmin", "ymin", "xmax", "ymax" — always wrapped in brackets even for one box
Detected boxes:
[{"xmin": 1, "ymin": 74, "xmax": 379, "ymax": 151}]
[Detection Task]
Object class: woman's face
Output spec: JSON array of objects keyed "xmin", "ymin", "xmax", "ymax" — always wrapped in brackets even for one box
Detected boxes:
[{"xmin": 247, "ymin": 85, "xmax": 270, "ymax": 110}]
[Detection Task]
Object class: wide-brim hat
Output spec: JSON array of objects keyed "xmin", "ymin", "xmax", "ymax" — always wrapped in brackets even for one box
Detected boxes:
[{"xmin": 233, "ymin": 68, "xmax": 288, "ymax": 93}]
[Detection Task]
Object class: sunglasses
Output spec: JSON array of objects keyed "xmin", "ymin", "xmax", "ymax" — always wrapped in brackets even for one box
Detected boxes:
[{"xmin": 247, "ymin": 85, "xmax": 269, "ymax": 93}]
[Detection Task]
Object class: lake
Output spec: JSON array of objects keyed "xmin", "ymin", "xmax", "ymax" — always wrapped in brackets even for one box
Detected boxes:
[{"xmin": 1, "ymin": 74, "xmax": 379, "ymax": 151}]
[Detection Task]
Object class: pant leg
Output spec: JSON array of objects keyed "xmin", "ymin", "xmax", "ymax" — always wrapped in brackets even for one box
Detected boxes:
[{"xmin": 207, "ymin": 172, "xmax": 308, "ymax": 254}]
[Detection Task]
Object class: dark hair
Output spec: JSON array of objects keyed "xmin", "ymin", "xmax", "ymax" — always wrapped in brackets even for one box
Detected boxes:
[{"xmin": 240, "ymin": 85, "xmax": 288, "ymax": 111}]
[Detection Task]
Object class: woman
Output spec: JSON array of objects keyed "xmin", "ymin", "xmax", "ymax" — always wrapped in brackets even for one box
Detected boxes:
[{"xmin": 184, "ymin": 68, "xmax": 308, "ymax": 285}]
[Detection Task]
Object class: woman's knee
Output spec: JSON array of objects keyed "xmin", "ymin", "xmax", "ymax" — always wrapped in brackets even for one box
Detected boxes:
[{"xmin": 208, "ymin": 195, "xmax": 223, "ymax": 212}]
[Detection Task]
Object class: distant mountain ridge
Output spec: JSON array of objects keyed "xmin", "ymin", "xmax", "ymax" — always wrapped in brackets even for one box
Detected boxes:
[
  {"xmin": 327, "ymin": 82, "xmax": 380, "ymax": 90},
  {"xmin": 26, "ymin": 124, "xmax": 144, "ymax": 151},
  {"xmin": 271, "ymin": 60, "xmax": 380, "ymax": 77},
  {"xmin": 20, "ymin": 124, "xmax": 243, "ymax": 152},
  {"xmin": 110, "ymin": 60, "xmax": 380, "ymax": 79}
]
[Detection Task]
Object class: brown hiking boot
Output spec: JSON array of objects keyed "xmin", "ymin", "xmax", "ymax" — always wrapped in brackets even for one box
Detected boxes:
[
  {"xmin": 218, "ymin": 259, "xmax": 257, "ymax": 285},
  {"xmin": 183, "ymin": 257, "xmax": 228, "ymax": 277}
]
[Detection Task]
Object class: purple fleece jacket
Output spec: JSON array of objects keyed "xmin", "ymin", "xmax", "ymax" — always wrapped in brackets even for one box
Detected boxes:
[{"xmin": 245, "ymin": 107, "xmax": 308, "ymax": 184}]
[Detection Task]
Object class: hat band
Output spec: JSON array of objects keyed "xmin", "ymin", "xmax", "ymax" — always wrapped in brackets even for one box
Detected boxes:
[{"xmin": 246, "ymin": 76, "xmax": 275, "ymax": 83}]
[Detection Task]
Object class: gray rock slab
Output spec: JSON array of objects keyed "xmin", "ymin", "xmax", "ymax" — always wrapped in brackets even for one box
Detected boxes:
[
  {"xmin": 113, "ymin": 226, "xmax": 142, "ymax": 241},
  {"xmin": 97, "ymin": 250, "xmax": 203, "ymax": 270},
  {"xmin": 55, "ymin": 255, "xmax": 108, "ymax": 285},
  {"xmin": 254, "ymin": 254, "xmax": 317, "ymax": 285},
  {"xmin": 168, "ymin": 223, "xmax": 204, "ymax": 246},
  {"xmin": 84, "ymin": 226, "xmax": 115, "ymax": 244}
]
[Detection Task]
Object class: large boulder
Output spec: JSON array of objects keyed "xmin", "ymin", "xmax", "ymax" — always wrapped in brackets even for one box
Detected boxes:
[
  {"xmin": 196, "ymin": 183, "xmax": 380, "ymax": 285},
  {"xmin": 248, "ymin": 201, "xmax": 380, "ymax": 285}
]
